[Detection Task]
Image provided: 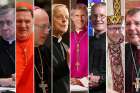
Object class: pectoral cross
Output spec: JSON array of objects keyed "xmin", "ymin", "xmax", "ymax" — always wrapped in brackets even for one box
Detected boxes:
[
  {"xmin": 76, "ymin": 61, "xmax": 80, "ymax": 71},
  {"xmin": 76, "ymin": 43, "xmax": 80, "ymax": 71},
  {"xmin": 39, "ymin": 81, "xmax": 47, "ymax": 93},
  {"xmin": 133, "ymin": 78, "xmax": 140, "ymax": 92}
]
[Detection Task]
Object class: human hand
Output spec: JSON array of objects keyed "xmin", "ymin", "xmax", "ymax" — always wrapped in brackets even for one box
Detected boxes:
[
  {"xmin": 89, "ymin": 73, "xmax": 100, "ymax": 88},
  {"xmin": 71, "ymin": 78, "xmax": 83, "ymax": 86}
]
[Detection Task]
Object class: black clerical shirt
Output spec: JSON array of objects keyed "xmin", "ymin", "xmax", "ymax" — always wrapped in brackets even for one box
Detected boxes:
[
  {"xmin": 0, "ymin": 37, "xmax": 15, "ymax": 78},
  {"xmin": 89, "ymin": 33, "xmax": 106, "ymax": 93}
]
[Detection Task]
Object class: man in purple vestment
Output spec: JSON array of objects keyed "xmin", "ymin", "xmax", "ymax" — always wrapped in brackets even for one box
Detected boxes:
[{"xmin": 70, "ymin": 3, "xmax": 88, "ymax": 86}]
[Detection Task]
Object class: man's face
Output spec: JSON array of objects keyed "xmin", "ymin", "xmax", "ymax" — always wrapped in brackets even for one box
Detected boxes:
[
  {"xmin": 126, "ymin": 12, "xmax": 140, "ymax": 45},
  {"xmin": 16, "ymin": 11, "xmax": 33, "ymax": 41},
  {"xmin": 107, "ymin": 24, "xmax": 124, "ymax": 43},
  {"xmin": 71, "ymin": 9, "xmax": 87, "ymax": 30},
  {"xmin": 34, "ymin": 9, "xmax": 49, "ymax": 46},
  {"xmin": 0, "ymin": 9, "xmax": 15, "ymax": 41},
  {"xmin": 91, "ymin": 6, "xmax": 107, "ymax": 32},
  {"xmin": 53, "ymin": 6, "xmax": 69, "ymax": 35}
]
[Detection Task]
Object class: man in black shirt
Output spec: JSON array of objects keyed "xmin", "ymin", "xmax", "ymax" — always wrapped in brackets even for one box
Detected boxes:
[{"xmin": 0, "ymin": 4, "xmax": 15, "ymax": 88}]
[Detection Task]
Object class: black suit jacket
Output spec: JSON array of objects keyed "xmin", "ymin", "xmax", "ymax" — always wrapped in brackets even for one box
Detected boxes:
[
  {"xmin": 89, "ymin": 33, "xmax": 106, "ymax": 93},
  {"xmin": 45, "ymin": 36, "xmax": 69, "ymax": 93},
  {"xmin": 125, "ymin": 43, "xmax": 140, "ymax": 93}
]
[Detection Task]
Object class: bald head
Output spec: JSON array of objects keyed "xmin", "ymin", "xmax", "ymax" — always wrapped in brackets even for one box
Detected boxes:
[
  {"xmin": 34, "ymin": 7, "xmax": 49, "ymax": 24},
  {"xmin": 34, "ymin": 7, "xmax": 50, "ymax": 47}
]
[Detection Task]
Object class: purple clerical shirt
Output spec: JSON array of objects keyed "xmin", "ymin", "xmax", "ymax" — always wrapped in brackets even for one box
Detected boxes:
[{"xmin": 70, "ymin": 28, "xmax": 88, "ymax": 78}]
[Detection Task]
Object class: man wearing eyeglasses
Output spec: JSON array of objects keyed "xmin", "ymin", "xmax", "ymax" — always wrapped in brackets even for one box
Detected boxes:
[
  {"xmin": 89, "ymin": 2, "xmax": 106, "ymax": 93},
  {"xmin": 0, "ymin": 2, "xmax": 15, "ymax": 89},
  {"xmin": 51, "ymin": 4, "xmax": 70, "ymax": 93},
  {"xmin": 107, "ymin": 24, "xmax": 125, "ymax": 93},
  {"xmin": 34, "ymin": 6, "xmax": 50, "ymax": 93}
]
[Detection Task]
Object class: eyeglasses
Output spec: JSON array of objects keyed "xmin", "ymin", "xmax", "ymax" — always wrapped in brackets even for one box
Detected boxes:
[
  {"xmin": 0, "ymin": 20, "xmax": 13, "ymax": 28},
  {"xmin": 54, "ymin": 15, "xmax": 69, "ymax": 20},
  {"xmin": 35, "ymin": 24, "xmax": 51, "ymax": 32},
  {"xmin": 91, "ymin": 14, "xmax": 106, "ymax": 19}
]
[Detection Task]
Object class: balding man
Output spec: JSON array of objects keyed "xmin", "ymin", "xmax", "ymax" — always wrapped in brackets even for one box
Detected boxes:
[{"xmin": 34, "ymin": 6, "xmax": 50, "ymax": 93}]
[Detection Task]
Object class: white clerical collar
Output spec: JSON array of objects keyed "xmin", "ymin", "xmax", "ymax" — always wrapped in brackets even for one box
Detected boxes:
[
  {"xmin": 94, "ymin": 31, "xmax": 106, "ymax": 38},
  {"xmin": 137, "ymin": 46, "xmax": 140, "ymax": 49},
  {"xmin": 5, "ymin": 39, "xmax": 15, "ymax": 44},
  {"xmin": 52, "ymin": 35, "xmax": 62, "ymax": 43}
]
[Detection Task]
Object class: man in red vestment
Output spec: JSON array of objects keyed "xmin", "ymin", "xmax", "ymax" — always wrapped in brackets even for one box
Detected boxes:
[{"xmin": 16, "ymin": 2, "xmax": 33, "ymax": 93}]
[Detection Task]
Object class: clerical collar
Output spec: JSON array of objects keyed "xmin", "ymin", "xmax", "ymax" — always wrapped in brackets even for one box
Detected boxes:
[
  {"xmin": 2, "ymin": 38, "xmax": 15, "ymax": 45},
  {"xmin": 52, "ymin": 35, "xmax": 62, "ymax": 43},
  {"xmin": 75, "ymin": 26, "xmax": 87, "ymax": 34},
  {"xmin": 8, "ymin": 40, "xmax": 15, "ymax": 44},
  {"xmin": 137, "ymin": 46, "xmax": 140, "ymax": 49},
  {"xmin": 94, "ymin": 31, "xmax": 106, "ymax": 38}
]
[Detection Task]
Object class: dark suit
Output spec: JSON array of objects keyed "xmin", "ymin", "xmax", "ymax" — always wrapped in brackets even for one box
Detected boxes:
[
  {"xmin": 0, "ymin": 37, "xmax": 15, "ymax": 78},
  {"xmin": 45, "ymin": 35, "xmax": 70, "ymax": 93},
  {"xmin": 89, "ymin": 33, "xmax": 106, "ymax": 93},
  {"xmin": 125, "ymin": 43, "xmax": 140, "ymax": 93}
]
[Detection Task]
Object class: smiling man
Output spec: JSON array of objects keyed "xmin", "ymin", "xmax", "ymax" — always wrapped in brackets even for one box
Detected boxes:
[
  {"xmin": 16, "ymin": 2, "xmax": 33, "ymax": 93},
  {"xmin": 125, "ymin": 8, "xmax": 140, "ymax": 93},
  {"xmin": 70, "ymin": 3, "xmax": 88, "ymax": 86},
  {"xmin": 89, "ymin": 2, "xmax": 106, "ymax": 93}
]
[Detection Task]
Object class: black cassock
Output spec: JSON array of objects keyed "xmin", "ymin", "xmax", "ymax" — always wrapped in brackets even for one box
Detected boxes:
[
  {"xmin": 45, "ymin": 36, "xmax": 69, "ymax": 93},
  {"xmin": 125, "ymin": 43, "xmax": 140, "ymax": 93},
  {"xmin": 35, "ymin": 45, "xmax": 50, "ymax": 93},
  {"xmin": 0, "ymin": 37, "xmax": 15, "ymax": 78},
  {"xmin": 89, "ymin": 33, "xmax": 106, "ymax": 93}
]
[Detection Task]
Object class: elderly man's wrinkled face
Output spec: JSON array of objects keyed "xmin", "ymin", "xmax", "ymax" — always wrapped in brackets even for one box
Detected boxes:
[
  {"xmin": 71, "ymin": 9, "xmax": 87, "ymax": 30},
  {"xmin": 107, "ymin": 24, "xmax": 124, "ymax": 44},
  {"xmin": 0, "ymin": 9, "xmax": 15, "ymax": 41},
  {"xmin": 16, "ymin": 11, "xmax": 33, "ymax": 41},
  {"xmin": 53, "ymin": 6, "xmax": 69, "ymax": 35},
  {"xmin": 91, "ymin": 6, "xmax": 107, "ymax": 33},
  {"xmin": 34, "ymin": 9, "xmax": 49, "ymax": 46},
  {"xmin": 126, "ymin": 12, "xmax": 140, "ymax": 45}
]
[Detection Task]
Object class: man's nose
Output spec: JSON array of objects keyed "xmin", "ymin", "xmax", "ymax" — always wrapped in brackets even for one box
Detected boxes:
[
  {"xmin": 44, "ymin": 28, "xmax": 49, "ymax": 35},
  {"xmin": 62, "ymin": 16, "xmax": 68, "ymax": 22},
  {"xmin": 21, "ymin": 22, "xmax": 26, "ymax": 28},
  {"xmin": 3, "ymin": 22, "xmax": 9, "ymax": 30},
  {"xmin": 129, "ymin": 23, "xmax": 136, "ymax": 31},
  {"xmin": 96, "ymin": 15, "xmax": 102, "ymax": 21}
]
